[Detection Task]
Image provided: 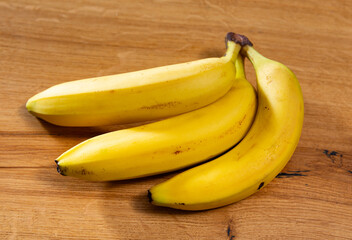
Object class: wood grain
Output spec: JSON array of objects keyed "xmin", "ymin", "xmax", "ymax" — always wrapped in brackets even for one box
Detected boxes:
[{"xmin": 1, "ymin": 0, "xmax": 351, "ymax": 239}]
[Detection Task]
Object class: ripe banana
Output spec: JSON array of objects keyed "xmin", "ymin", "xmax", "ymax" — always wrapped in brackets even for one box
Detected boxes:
[
  {"xmin": 26, "ymin": 33, "xmax": 243, "ymax": 127},
  {"xmin": 148, "ymin": 38, "xmax": 304, "ymax": 210},
  {"xmin": 55, "ymin": 55, "xmax": 257, "ymax": 181}
]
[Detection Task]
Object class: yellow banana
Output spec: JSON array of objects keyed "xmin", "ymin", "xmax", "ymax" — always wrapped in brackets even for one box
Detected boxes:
[
  {"xmin": 26, "ymin": 33, "xmax": 242, "ymax": 126},
  {"xmin": 55, "ymin": 55, "xmax": 256, "ymax": 181},
  {"xmin": 149, "ymin": 38, "xmax": 304, "ymax": 210}
]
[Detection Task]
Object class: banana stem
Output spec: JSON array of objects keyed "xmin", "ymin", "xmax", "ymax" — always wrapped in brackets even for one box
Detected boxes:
[
  {"xmin": 242, "ymin": 46, "xmax": 267, "ymax": 67},
  {"xmin": 230, "ymin": 33, "xmax": 266, "ymax": 68},
  {"xmin": 225, "ymin": 32, "xmax": 250, "ymax": 63},
  {"xmin": 225, "ymin": 41, "xmax": 241, "ymax": 63},
  {"xmin": 235, "ymin": 55, "xmax": 246, "ymax": 79},
  {"xmin": 225, "ymin": 32, "xmax": 254, "ymax": 63}
]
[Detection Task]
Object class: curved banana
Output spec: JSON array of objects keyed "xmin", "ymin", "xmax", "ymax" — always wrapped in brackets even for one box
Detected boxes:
[
  {"xmin": 148, "ymin": 39, "xmax": 304, "ymax": 211},
  {"xmin": 26, "ymin": 33, "xmax": 242, "ymax": 127},
  {"xmin": 55, "ymin": 55, "xmax": 257, "ymax": 181}
]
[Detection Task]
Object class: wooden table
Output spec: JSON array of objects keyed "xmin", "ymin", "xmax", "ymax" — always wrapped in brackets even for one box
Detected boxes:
[{"xmin": 1, "ymin": 0, "xmax": 351, "ymax": 239}]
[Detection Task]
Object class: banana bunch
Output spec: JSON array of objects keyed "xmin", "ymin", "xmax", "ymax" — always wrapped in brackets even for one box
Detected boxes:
[{"xmin": 27, "ymin": 32, "xmax": 304, "ymax": 211}]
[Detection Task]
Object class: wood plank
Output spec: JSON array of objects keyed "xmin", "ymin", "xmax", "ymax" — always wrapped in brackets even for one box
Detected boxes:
[{"xmin": 0, "ymin": 167, "xmax": 351, "ymax": 239}]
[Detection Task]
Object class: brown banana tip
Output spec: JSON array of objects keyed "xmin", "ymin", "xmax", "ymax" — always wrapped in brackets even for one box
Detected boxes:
[
  {"xmin": 226, "ymin": 32, "xmax": 253, "ymax": 47},
  {"xmin": 55, "ymin": 160, "xmax": 66, "ymax": 176},
  {"xmin": 147, "ymin": 190, "xmax": 153, "ymax": 203}
]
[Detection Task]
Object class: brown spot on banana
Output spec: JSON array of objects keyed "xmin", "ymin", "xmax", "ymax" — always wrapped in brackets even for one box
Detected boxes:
[{"xmin": 140, "ymin": 101, "xmax": 182, "ymax": 110}]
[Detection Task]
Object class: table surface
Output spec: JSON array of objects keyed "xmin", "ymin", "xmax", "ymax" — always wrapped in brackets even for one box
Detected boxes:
[{"xmin": 1, "ymin": 0, "xmax": 352, "ymax": 239}]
